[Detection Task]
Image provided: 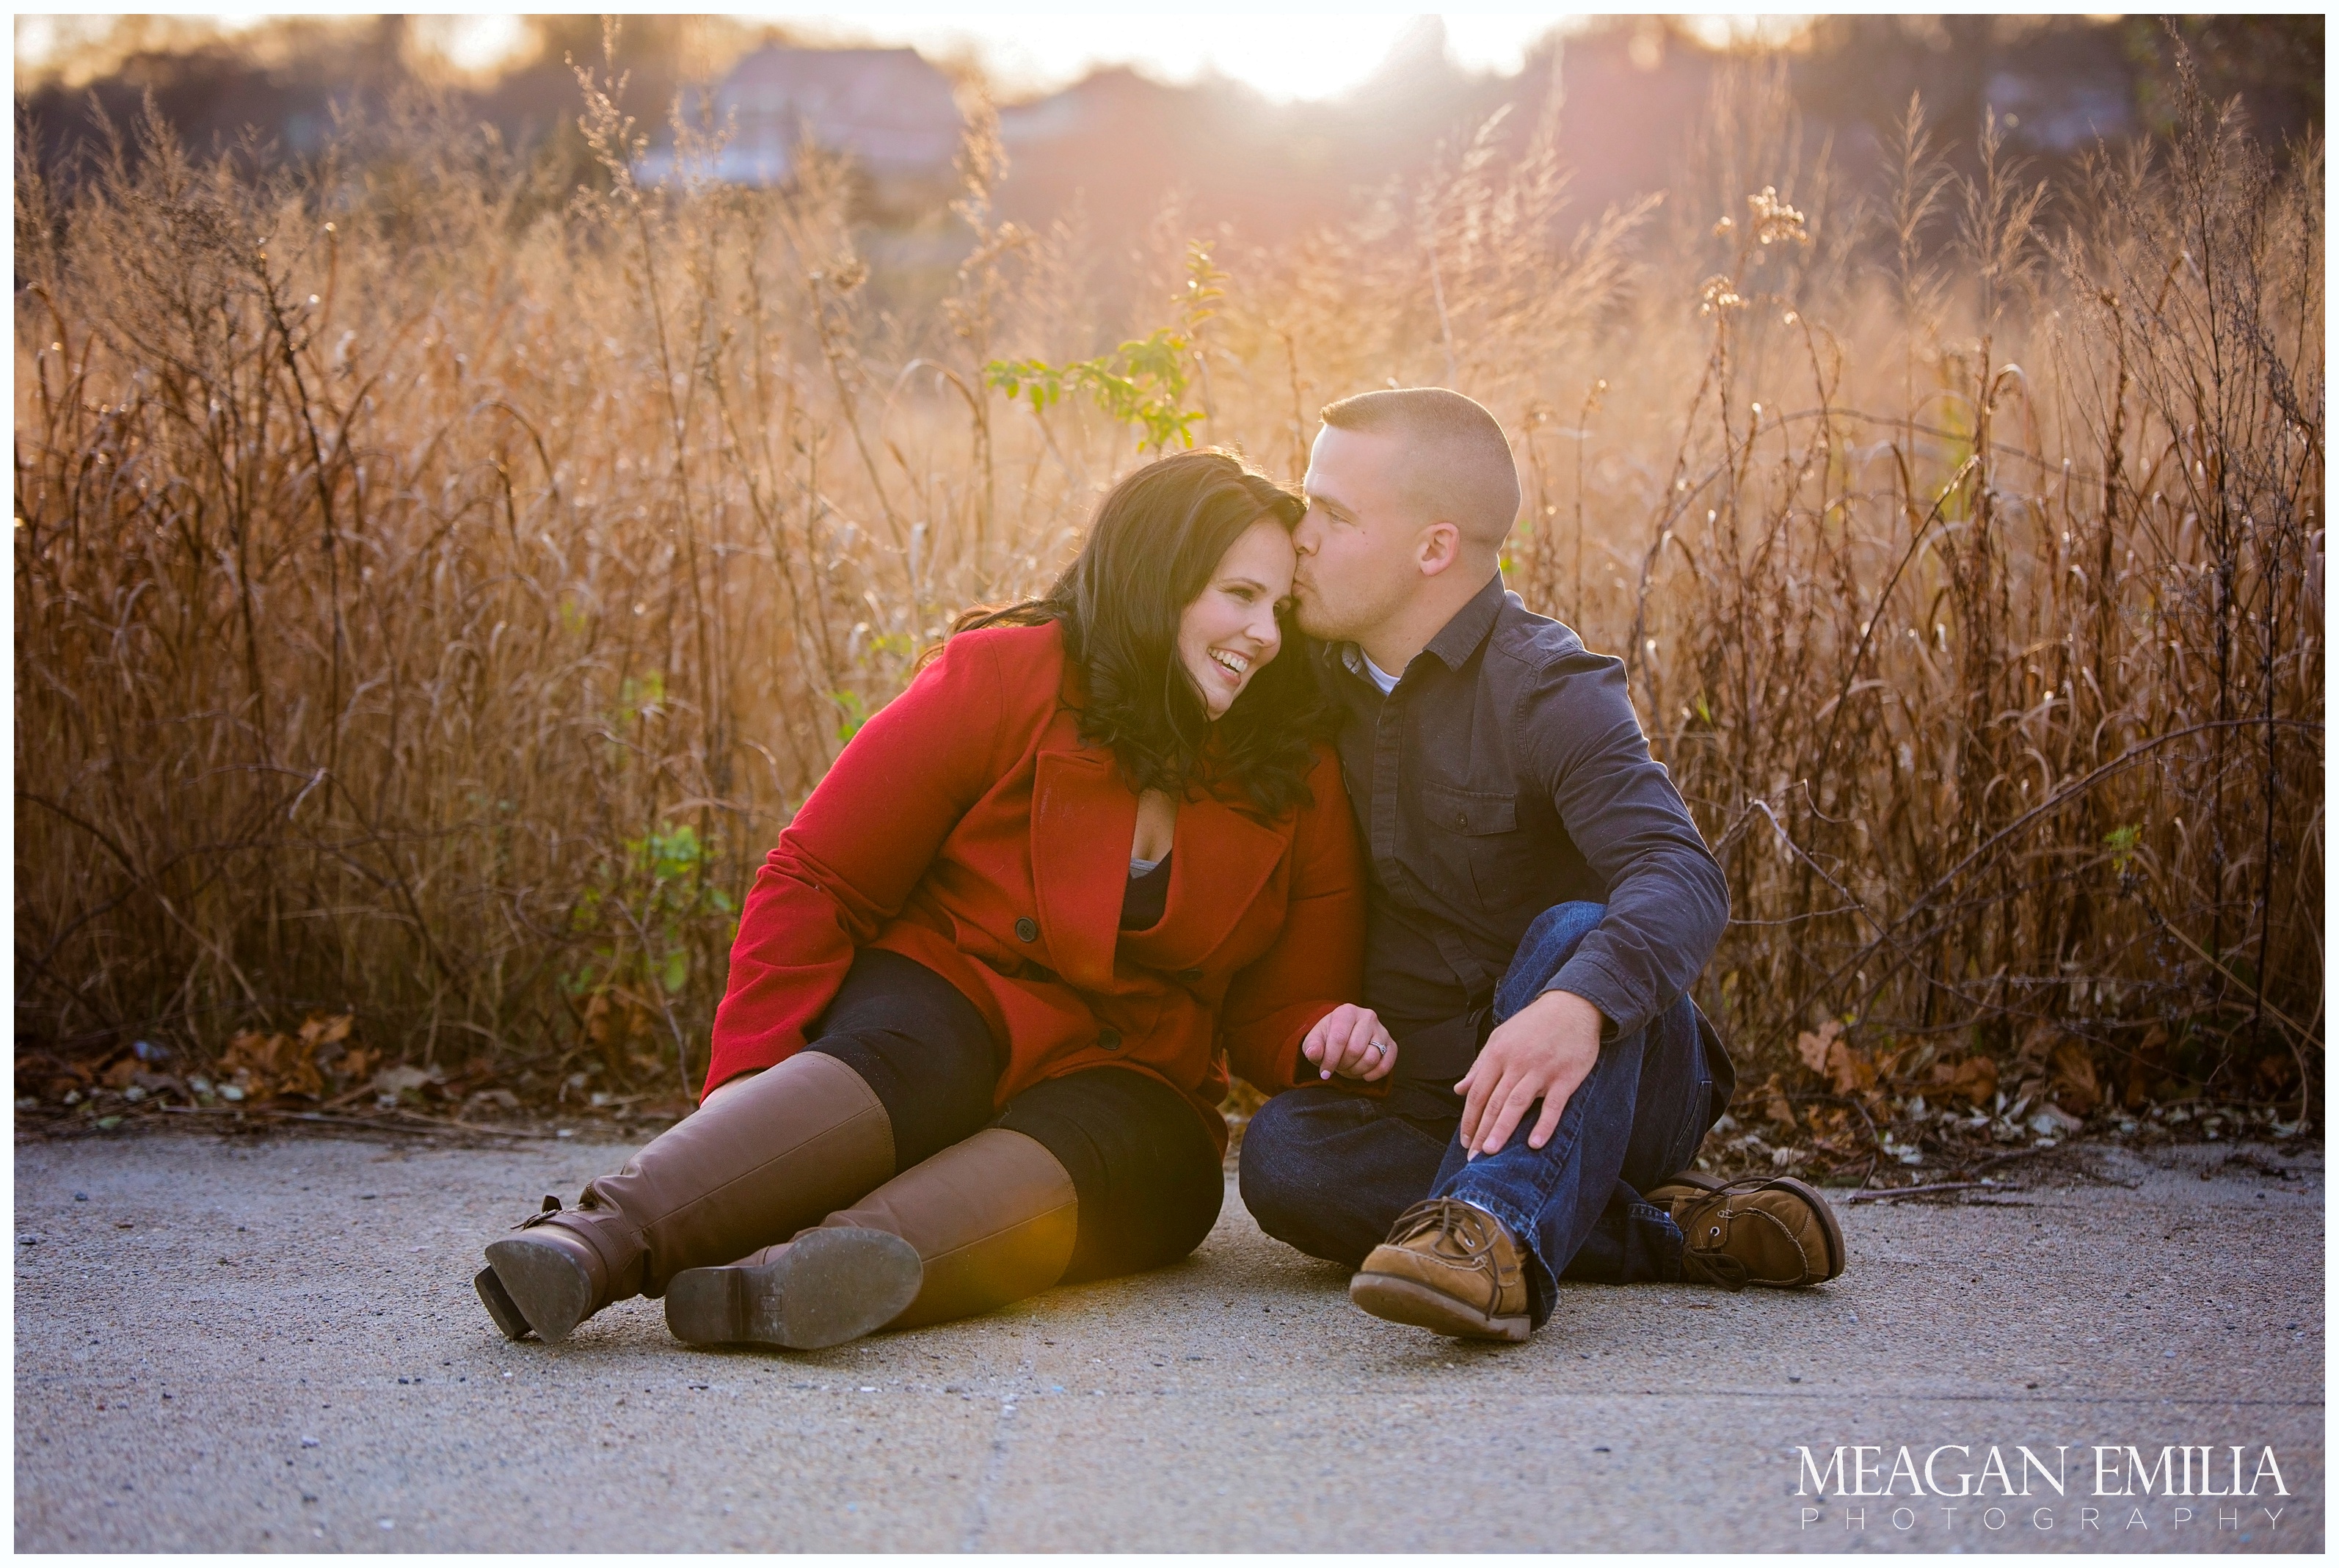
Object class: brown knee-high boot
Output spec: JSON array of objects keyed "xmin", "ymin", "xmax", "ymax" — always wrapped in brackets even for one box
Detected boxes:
[
  {"xmin": 664, "ymin": 1127, "xmax": 1078, "ymax": 1349},
  {"xmin": 476, "ymin": 1051, "xmax": 895, "ymax": 1343}
]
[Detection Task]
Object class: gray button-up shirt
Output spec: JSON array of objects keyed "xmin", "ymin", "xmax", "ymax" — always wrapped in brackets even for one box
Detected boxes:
[{"xmin": 1319, "ymin": 573, "xmax": 1731, "ymax": 1084}]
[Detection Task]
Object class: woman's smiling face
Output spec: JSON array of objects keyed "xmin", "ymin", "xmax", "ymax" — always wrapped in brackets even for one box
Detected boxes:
[{"xmin": 1177, "ymin": 516, "xmax": 1295, "ymax": 719}]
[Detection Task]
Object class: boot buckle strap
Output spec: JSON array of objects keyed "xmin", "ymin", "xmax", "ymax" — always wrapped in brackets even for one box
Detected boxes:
[{"xmin": 512, "ymin": 1195, "xmax": 564, "ymax": 1230}]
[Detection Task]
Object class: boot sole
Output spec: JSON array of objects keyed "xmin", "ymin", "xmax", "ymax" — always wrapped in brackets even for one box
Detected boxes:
[
  {"xmin": 483, "ymin": 1236, "xmax": 596, "ymax": 1343},
  {"xmin": 473, "ymin": 1266, "xmax": 536, "ymax": 1342},
  {"xmin": 1759, "ymin": 1175, "xmax": 1847, "ymax": 1283},
  {"xmin": 666, "ymin": 1228, "xmax": 922, "ymax": 1351},
  {"xmin": 1349, "ymin": 1271, "xmax": 1529, "ymax": 1343}
]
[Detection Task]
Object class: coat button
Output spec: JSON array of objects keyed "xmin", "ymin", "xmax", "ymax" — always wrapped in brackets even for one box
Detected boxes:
[
  {"xmin": 1097, "ymin": 1027, "xmax": 1123, "ymax": 1051},
  {"xmin": 1014, "ymin": 917, "xmax": 1038, "ymax": 942},
  {"xmin": 1455, "ymin": 809, "xmax": 1468, "ymax": 829}
]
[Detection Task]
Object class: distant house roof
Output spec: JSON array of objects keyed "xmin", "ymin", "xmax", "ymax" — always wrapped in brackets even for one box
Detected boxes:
[{"xmin": 697, "ymin": 45, "xmax": 964, "ymax": 185}]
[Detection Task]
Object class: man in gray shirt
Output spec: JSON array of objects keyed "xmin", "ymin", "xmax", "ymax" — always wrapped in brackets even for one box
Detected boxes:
[{"xmin": 1242, "ymin": 387, "xmax": 1848, "ymax": 1341}]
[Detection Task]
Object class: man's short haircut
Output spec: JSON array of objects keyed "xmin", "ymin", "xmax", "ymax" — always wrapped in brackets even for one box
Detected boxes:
[{"xmin": 1318, "ymin": 387, "xmax": 1521, "ymax": 555}]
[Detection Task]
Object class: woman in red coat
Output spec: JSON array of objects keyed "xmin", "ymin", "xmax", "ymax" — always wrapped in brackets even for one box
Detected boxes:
[{"xmin": 473, "ymin": 451, "xmax": 1393, "ymax": 1350}]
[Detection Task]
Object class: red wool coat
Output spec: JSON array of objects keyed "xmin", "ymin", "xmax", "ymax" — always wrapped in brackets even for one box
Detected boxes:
[{"xmin": 704, "ymin": 621, "xmax": 1365, "ymax": 1151}]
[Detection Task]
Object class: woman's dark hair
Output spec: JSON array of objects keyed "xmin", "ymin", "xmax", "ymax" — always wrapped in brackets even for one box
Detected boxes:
[{"xmin": 943, "ymin": 448, "xmax": 1335, "ymax": 817}]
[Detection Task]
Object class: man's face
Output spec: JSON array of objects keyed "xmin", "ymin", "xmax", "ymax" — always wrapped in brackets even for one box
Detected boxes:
[{"xmin": 1292, "ymin": 424, "xmax": 1425, "ymax": 644}]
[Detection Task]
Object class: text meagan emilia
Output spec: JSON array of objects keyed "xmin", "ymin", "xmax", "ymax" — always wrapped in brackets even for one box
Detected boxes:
[{"xmin": 1794, "ymin": 1443, "xmax": 2291, "ymax": 1499}]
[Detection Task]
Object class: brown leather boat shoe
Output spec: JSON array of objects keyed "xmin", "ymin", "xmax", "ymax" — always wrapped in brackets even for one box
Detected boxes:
[
  {"xmin": 1349, "ymin": 1197, "xmax": 1531, "ymax": 1342},
  {"xmin": 1671, "ymin": 1175, "xmax": 1847, "ymax": 1290}
]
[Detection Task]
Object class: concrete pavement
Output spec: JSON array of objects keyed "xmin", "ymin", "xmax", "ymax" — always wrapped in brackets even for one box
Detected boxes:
[{"xmin": 13, "ymin": 1129, "xmax": 2322, "ymax": 1551}]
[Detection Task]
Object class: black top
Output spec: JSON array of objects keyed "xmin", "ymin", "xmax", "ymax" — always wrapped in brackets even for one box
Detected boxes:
[
  {"xmin": 1120, "ymin": 851, "xmax": 1172, "ymax": 930},
  {"xmin": 1316, "ymin": 572, "xmax": 1731, "ymax": 1082}
]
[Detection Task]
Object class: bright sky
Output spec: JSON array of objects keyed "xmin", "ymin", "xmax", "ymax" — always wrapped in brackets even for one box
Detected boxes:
[
  {"xmin": 15, "ymin": 10, "xmax": 1811, "ymax": 101},
  {"xmin": 758, "ymin": 10, "xmax": 1576, "ymax": 101}
]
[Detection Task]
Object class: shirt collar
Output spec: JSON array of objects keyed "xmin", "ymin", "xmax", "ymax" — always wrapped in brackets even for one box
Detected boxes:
[
  {"xmin": 1421, "ymin": 572, "xmax": 1509, "ymax": 671},
  {"xmin": 1334, "ymin": 572, "xmax": 1507, "ymax": 686}
]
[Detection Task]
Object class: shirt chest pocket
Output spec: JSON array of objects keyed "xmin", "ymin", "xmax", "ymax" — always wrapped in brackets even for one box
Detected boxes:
[
  {"xmin": 1425, "ymin": 781, "xmax": 1515, "ymax": 836},
  {"xmin": 1419, "ymin": 780, "xmax": 1531, "ymax": 908}
]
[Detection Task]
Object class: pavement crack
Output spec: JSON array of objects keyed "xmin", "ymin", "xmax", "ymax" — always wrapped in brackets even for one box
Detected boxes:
[
  {"xmin": 956, "ymin": 1395, "xmax": 1020, "ymax": 1552},
  {"xmin": 957, "ymin": 1352, "xmax": 1035, "ymax": 1552}
]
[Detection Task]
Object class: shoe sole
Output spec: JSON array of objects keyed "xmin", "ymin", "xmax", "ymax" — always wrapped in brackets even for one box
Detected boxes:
[
  {"xmin": 473, "ymin": 1266, "xmax": 535, "ymax": 1342},
  {"xmin": 1349, "ymin": 1271, "xmax": 1529, "ymax": 1343},
  {"xmin": 1757, "ymin": 1175, "xmax": 1848, "ymax": 1284},
  {"xmin": 666, "ymin": 1228, "xmax": 923, "ymax": 1351},
  {"xmin": 483, "ymin": 1236, "xmax": 595, "ymax": 1343}
]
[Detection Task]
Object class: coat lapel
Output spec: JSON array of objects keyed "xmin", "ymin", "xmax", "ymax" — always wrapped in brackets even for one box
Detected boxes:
[
  {"xmin": 1029, "ymin": 740, "xmax": 1134, "ymax": 991},
  {"xmin": 1148, "ymin": 789, "xmax": 1287, "ymax": 961},
  {"xmin": 1028, "ymin": 704, "xmax": 1294, "ymax": 982}
]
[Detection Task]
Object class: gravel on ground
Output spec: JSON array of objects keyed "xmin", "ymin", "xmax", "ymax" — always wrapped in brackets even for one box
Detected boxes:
[{"xmin": 12, "ymin": 1130, "xmax": 2321, "ymax": 1551}]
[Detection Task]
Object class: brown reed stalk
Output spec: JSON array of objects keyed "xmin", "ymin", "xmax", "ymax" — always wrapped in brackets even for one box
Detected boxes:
[{"xmin": 14, "ymin": 52, "xmax": 2321, "ymax": 1124}]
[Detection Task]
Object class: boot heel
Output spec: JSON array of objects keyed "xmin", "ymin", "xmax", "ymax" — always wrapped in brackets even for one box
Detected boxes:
[
  {"xmin": 667, "ymin": 1227, "xmax": 922, "ymax": 1351},
  {"xmin": 474, "ymin": 1267, "xmax": 536, "ymax": 1341},
  {"xmin": 665, "ymin": 1262, "xmax": 750, "ymax": 1346},
  {"xmin": 484, "ymin": 1235, "xmax": 597, "ymax": 1343}
]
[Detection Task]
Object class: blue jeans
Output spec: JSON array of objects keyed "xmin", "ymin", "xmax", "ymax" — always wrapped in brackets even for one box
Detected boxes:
[{"xmin": 1238, "ymin": 902, "xmax": 1717, "ymax": 1328}]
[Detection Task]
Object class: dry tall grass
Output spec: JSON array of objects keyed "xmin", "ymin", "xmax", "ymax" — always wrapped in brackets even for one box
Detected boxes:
[{"xmin": 15, "ymin": 53, "xmax": 2321, "ymax": 1138}]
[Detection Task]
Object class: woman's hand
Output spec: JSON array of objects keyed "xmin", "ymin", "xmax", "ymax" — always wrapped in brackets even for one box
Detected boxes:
[{"xmin": 1300, "ymin": 1004, "xmax": 1397, "ymax": 1082}]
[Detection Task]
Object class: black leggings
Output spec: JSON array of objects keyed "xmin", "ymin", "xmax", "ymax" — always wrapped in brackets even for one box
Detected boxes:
[{"xmin": 804, "ymin": 947, "xmax": 1224, "ymax": 1284}]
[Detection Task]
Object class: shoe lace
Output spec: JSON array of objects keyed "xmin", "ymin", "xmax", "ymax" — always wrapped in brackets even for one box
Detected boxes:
[
  {"xmin": 1674, "ymin": 1181, "xmax": 1769, "ymax": 1291},
  {"xmin": 1389, "ymin": 1197, "xmax": 1499, "ymax": 1260},
  {"xmin": 1680, "ymin": 1244, "xmax": 1750, "ymax": 1291},
  {"xmin": 1676, "ymin": 1173, "xmax": 1825, "ymax": 1291}
]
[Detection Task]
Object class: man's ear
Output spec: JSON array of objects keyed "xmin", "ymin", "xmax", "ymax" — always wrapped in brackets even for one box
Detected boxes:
[{"xmin": 1416, "ymin": 519, "xmax": 1464, "ymax": 578}]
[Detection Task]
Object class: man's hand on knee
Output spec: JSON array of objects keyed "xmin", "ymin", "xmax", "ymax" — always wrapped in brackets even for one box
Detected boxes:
[{"xmin": 1456, "ymin": 990, "xmax": 1604, "ymax": 1157}]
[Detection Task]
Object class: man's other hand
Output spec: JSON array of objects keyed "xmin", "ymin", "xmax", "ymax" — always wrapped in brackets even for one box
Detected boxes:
[
  {"xmin": 1301, "ymin": 1004, "xmax": 1398, "ymax": 1082},
  {"xmin": 1455, "ymin": 989, "xmax": 1604, "ymax": 1157}
]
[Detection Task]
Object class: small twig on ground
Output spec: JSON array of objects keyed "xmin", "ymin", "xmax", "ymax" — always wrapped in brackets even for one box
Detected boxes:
[
  {"xmin": 1846, "ymin": 1180, "xmax": 2012, "ymax": 1203},
  {"xmin": 153, "ymin": 1104, "xmax": 556, "ymax": 1141}
]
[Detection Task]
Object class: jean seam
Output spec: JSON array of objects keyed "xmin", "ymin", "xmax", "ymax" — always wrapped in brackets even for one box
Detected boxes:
[{"xmin": 1444, "ymin": 1068, "xmax": 1598, "ymax": 1275}]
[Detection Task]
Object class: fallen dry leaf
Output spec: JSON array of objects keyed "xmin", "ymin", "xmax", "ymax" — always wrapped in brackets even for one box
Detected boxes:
[
  {"xmin": 1825, "ymin": 1038, "xmax": 1877, "ymax": 1098},
  {"xmin": 584, "ymin": 989, "xmax": 659, "ymax": 1051},
  {"xmin": 220, "ymin": 1030, "xmax": 280, "ymax": 1097},
  {"xmin": 1928, "ymin": 1054, "xmax": 1998, "ymax": 1108},
  {"xmin": 221, "ymin": 1027, "xmax": 326, "ymax": 1099},
  {"xmin": 2047, "ymin": 1037, "xmax": 2100, "ymax": 1115},
  {"xmin": 1761, "ymin": 1077, "xmax": 1797, "ymax": 1131},
  {"xmin": 1794, "ymin": 1019, "xmax": 1843, "ymax": 1076},
  {"xmin": 371, "ymin": 1065, "xmax": 440, "ymax": 1101}
]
